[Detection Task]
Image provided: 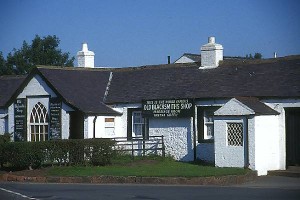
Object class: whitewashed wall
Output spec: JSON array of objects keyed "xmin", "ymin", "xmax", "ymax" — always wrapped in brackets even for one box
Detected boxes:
[
  {"xmin": 110, "ymin": 104, "xmax": 196, "ymax": 161},
  {"xmin": 254, "ymin": 115, "xmax": 280, "ymax": 175},
  {"xmin": 0, "ymin": 109, "xmax": 7, "ymax": 134},
  {"xmin": 84, "ymin": 115, "xmax": 124, "ymax": 139},
  {"xmin": 196, "ymin": 143, "xmax": 214, "ymax": 162},
  {"xmin": 149, "ymin": 118, "xmax": 194, "ymax": 161},
  {"xmin": 262, "ymin": 98, "xmax": 300, "ymax": 170},
  {"xmin": 214, "ymin": 117, "xmax": 246, "ymax": 168}
]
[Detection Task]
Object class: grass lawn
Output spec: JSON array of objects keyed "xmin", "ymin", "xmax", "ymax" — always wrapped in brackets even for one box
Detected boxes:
[{"xmin": 46, "ymin": 157, "xmax": 248, "ymax": 178}]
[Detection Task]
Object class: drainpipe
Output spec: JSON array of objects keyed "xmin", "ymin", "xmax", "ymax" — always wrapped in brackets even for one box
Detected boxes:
[
  {"xmin": 193, "ymin": 103, "xmax": 197, "ymax": 161},
  {"xmin": 244, "ymin": 116, "xmax": 250, "ymax": 168},
  {"xmin": 93, "ymin": 116, "xmax": 97, "ymax": 138}
]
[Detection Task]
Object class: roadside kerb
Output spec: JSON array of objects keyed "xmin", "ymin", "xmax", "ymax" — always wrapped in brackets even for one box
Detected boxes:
[{"xmin": 0, "ymin": 171, "xmax": 257, "ymax": 185}]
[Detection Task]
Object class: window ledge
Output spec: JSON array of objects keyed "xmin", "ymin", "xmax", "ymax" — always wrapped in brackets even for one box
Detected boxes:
[{"xmin": 198, "ymin": 139, "xmax": 214, "ymax": 143}]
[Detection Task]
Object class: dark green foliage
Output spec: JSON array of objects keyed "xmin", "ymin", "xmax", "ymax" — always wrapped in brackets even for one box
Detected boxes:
[
  {"xmin": 254, "ymin": 53, "xmax": 262, "ymax": 59},
  {"xmin": 1, "ymin": 35, "xmax": 74, "ymax": 75},
  {"xmin": 0, "ymin": 133, "xmax": 11, "ymax": 167},
  {"xmin": 245, "ymin": 52, "xmax": 263, "ymax": 59},
  {"xmin": 0, "ymin": 139, "xmax": 115, "ymax": 170}
]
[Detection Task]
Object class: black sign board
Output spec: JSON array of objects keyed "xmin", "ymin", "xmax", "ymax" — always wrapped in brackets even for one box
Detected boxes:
[
  {"xmin": 142, "ymin": 99, "xmax": 194, "ymax": 118},
  {"xmin": 49, "ymin": 98, "xmax": 62, "ymax": 140},
  {"xmin": 14, "ymin": 98, "xmax": 26, "ymax": 141}
]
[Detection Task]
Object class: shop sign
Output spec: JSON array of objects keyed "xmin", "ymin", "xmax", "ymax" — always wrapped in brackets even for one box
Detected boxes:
[
  {"xmin": 142, "ymin": 99, "xmax": 194, "ymax": 118},
  {"xmin": 49, "ymin": 98, "xmax": 61, "ymax": 139},
  {"xmin": 14, "ymin": 98, "xmax": 26, "ymax": 141}
]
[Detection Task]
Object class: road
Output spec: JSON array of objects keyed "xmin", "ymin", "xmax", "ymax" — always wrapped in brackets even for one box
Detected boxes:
[{"xmin": 0, "ymin": 176, "xmax": 299, "ymax": 200}]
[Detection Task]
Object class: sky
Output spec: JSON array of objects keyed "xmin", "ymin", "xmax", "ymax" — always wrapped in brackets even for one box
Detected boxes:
[{"xmin": 0, "ymin": 0, "xmax": 300, "ymax": 68}]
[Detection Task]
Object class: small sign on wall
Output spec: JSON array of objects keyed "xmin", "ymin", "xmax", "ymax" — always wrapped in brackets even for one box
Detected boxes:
[
  {"xmin": 49, "ymin": 98, "xmax": 62, "ymax": 139},
  {"xmin": 142, "ymin": 99, "xmax": 194, "ymax": 118},
  {"xmin": 14, "ymin": 98, "xmax": 26, "ymax": 141}
]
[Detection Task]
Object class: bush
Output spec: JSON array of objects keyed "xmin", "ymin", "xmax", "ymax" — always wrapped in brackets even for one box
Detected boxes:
[
  {"xmin": 0, "ymin": 133, "xmax": 11, "ymax": 167},
  {"xmin": 1, "ymin": 138, "xmax": 116, "ymax": 170}
]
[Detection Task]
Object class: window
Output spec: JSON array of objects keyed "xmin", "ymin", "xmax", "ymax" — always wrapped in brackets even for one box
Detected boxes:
[
  {"xmin": 105, "ymin": 118, "xmax": 115, "ymax": 137},
  {"xmin": 197, "ymin": 106, "xmax": 220, "ymax": 142},
  {"xmin": 127, "ymin": 109, "xmax": 149, "ymax": 140},
  {"xmin": 29, "ymin": 102, "xmax": 49, "ymax": 142},
  {"xmin": 227, "ymin": 123, "xmax": 243, "ymax": 146},
  {"xmin": 132, "ymin": 111, "xmax": 144, "ymax": 137}
]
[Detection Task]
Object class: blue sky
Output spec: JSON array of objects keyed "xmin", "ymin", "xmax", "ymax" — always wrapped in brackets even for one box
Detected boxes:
[{"xmin": 1, "ymin": 0, "xmax": 300, "ymax": 68}]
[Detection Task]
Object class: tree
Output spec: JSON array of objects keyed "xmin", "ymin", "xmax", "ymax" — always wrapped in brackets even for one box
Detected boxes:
[
  {"xmin": 0, "ymin": 52, "xmax": 14, "ymax": 75},
  {"xmin": 4, "ymin": 35, "xmax": 74, "ymax": 75},
  {"xmin": 245, "ymin": 53, "xmax": 262, "ymax": 59},
  {"xmin": 254, "ymin": 53, "xmax": 262, "ymax": 59}
]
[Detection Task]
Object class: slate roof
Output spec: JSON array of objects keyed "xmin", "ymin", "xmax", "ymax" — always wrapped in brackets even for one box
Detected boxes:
[
  {"xmin": 175, "ymin": 53, "xmax": 202, "ymax": 62},
  {"xmin": 235, "ymin": 97, "xmax": 279, "ymax": 115},
  {"xmin": 36, "ymin": 67, "xmax": 120, "ymax": 115},
  {"xmin": 0, "ymin": 75, "xmax": 26, "ymax": 108},
  {"xmin": 175, "ymin": 53, "xmax": 249, "ymax": 63},
  {"xmin": 105, "ymin": 56, "xmax": 300, "ymax": 104}
]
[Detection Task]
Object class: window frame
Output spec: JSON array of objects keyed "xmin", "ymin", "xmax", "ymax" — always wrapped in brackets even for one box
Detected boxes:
[
  {"xmin": 127, "ymin": 108, "xmax": 149, "ymax": 141},
  {"xmin": 104, "ymin": 117, "xmax": 115, "ymax": 137},
  {"xmin": 227, "ymin": 122, "xmax": 244, "ymax": 147},
  {"xmin": 29, "ymin": 102, "xmax": 49, "ymax": 142},
  {"xmin": 197, "ymin": 106, "xmax": 220, "ymax": 143}
]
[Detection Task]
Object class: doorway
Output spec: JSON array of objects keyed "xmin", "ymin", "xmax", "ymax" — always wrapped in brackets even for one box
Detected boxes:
[
  {"xmin": 286, "ymin": 108, "xmax": 300, "ymax": 166},
  {"xmin": 69, "ymin": 111, "xmax": 84, "ymax": 139}
]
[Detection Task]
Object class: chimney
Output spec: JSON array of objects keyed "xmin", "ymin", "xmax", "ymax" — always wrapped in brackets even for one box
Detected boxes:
[
  {"xmin": 200, "ymin": 36, "xmax": 223, "ymax": 68},
  {"xmin": 77, "ymin": 43, "xmax": 95, "ymax": 68}
]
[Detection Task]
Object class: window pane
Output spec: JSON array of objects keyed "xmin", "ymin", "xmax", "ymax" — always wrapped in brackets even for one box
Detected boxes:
[
  {"xmin": 134, "ymin": 124, "xmax": 142, "ymax": 136},
  {"xmin": 30, "ymin": 114, "xmax": 34, "ymax": 123},
  {"xmin": 35, "ymin": 125, "xmax": 39, "ymax": 133},
  {"xmin": 31, "ymin": 134, "xmax": 35, "ymax": 142},
  {"xmin": 45, "ymin": 134, "xmax": 48, "ymax": 141},
  {"xmin": 36, "ymin": 134, "xmax": 40, "ymax": 142},
  {"xmin": 227, "ymin": 123, "xmax": 243, "ymax": 146},
  {"xmin": 206, "ymin": 124, "xmax": 214, "ymax": 138},
  {"xmin": 105, "ymin": 118, "xmax": 114, "ymax": 122},
  {"xmin": 31, "ymin": 125, "xmax": 34, "ymax": 133}
]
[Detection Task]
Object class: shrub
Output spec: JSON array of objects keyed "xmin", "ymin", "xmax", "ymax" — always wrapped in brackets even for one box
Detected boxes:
[
  {"xmin": 0, "ymin": 133, "xmax": 11, "ymax": 167},
  {"xmin": 1, "ymin": 138, "xmax": 116, "ymax": 170}
]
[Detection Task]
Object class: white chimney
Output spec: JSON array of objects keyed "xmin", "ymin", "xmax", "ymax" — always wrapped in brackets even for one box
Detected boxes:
[
  {"xmin": 77, "ymin": 43, "xmax": 95, "ymax": 68},
  {"xmin": 200, "ymin": 36, "xmax": 223, "ymax": 68}
]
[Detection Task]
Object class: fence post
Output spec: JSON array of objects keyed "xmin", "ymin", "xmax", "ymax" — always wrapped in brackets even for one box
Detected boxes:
[
  {"xmin": 162, "ymin": 135, "xmax": 165, "ymax": 157},
  {"xmin": 131, "ymin": 139, "xmax": 134, "ymax": 160}
]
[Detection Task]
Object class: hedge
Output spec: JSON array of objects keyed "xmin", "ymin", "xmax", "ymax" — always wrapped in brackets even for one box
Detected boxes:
[
  {"xmin": 0, "ymin": 134, "xmax": 11, "ymax": 167},
  {"xmin": 0, "ymin": 138, "xmax": 116, "ymax": 170}
]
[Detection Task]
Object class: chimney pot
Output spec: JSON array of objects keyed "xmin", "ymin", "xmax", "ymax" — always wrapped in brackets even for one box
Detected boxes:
[
  {"xmin": 82, "ymin": 43, "xmax": 88, "ymax": 51},
  {"xmin": 208, "ymin": 36, "xmax": 215, "ymax": 44}
]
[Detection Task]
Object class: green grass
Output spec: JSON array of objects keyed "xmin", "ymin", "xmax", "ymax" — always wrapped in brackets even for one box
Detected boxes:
[{"xmin": 46, "ymin": 157, "xmax": 248, "ymax": 178}]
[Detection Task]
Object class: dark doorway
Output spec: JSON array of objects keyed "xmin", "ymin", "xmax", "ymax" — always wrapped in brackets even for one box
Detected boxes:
[
  {"xmin": 286, "ymin": 108, "xmax": 300, "ymax": 166},
  {"xmin": 69, "ymin": 111, "xmax": 84, "ymax": 139}
]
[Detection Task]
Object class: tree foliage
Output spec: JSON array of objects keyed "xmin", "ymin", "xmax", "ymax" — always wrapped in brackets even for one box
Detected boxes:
[
  {"xmin": 1, "ymin": 35, "xmax": 74, "ymax": 75},
  {"xmin": 245, "ymin": 52, "xmax": 263, "ymax": 59}
]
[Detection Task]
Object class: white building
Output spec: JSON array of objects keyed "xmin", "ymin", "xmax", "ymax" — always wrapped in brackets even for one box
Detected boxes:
[{"xmin": 1, "ymin": 38, "xmax": 299, "ymax": 176}]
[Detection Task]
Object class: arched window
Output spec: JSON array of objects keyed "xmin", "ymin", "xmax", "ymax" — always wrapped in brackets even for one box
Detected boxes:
[{"xmin": 29, "ymin": 102, "xmax": 49, "ymax": 141}]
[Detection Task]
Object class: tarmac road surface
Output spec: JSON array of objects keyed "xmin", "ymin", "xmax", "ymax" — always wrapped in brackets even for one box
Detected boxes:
[{"xmin": 0, "ymin": 176, "xmax": 299, "ymax": 200}]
